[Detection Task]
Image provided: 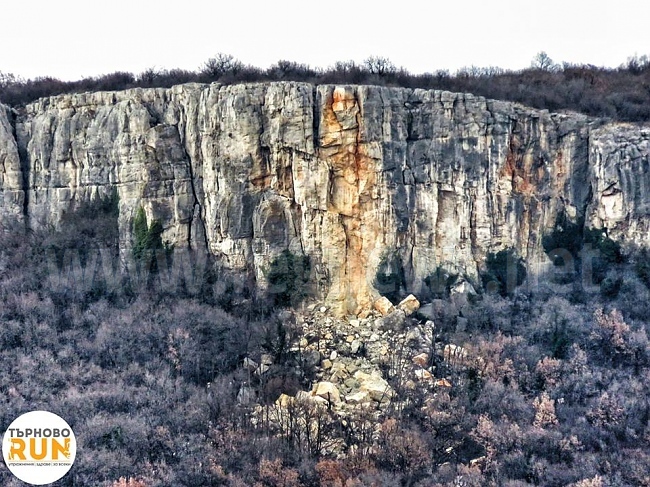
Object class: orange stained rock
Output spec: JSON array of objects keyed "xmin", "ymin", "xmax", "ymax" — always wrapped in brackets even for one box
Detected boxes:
[
  {"xmin": 319, "ymin": 87, "xmax": 380, "ymax": 315},
  {"xmin": 412, "ymin": 353, "xmax": 429, "ymax": 367}
]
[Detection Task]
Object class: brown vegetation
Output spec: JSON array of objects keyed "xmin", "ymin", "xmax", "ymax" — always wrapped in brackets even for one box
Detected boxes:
[{"xmin": 0, "ymin": 194, "xmax": 650, "ymax": 485}]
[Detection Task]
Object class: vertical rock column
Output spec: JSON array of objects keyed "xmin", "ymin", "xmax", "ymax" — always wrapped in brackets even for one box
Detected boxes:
[
  {"xmin": 588, "ymin": 124, "xmax": 650, "ymax": 246},
  {"xmin": 0, "ymin": 104, "xmax": 24, "ymax": 222},
  {"xmin": 315, "ymin": 86, "xmax": 380, "ymax": 315}
]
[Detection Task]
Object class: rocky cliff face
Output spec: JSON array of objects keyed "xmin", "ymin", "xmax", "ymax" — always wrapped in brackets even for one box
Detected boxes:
[
  {"xmin": 587, "ymin": 124, "xmax": 650, "ymax": 244},
  {"xmin": 0, "ymin": 82, "xmax": 648, "ymax": 314},
  {"xmin": 0, "ymin": 104, "xmax": 23, "ymax": 221}
]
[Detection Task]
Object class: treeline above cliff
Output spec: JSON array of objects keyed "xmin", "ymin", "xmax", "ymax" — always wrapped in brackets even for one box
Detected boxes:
[{"xmin": 2, "ymin": 52, "xmax": 650, "ymax": 121}]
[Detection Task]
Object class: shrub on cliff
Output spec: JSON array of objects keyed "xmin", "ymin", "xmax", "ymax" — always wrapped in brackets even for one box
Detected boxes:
[
  {"xmin": 200, "ymin": 53, "xmax": 244, "ymax": 80},
  {"xmin": 542, "ymin": 218, "xmax": 584, "ymax": 266},
  {"xmin": 543, "ymin": 220, "xmax": 624, "ymax": 284},
  {"xmin": 374, "ymin": 250, "xmax": 406, "ymax": 302},
  {"xmin": 482, "ymin": 248, "xmax": 526, "ymax": 297},
  {"xmin": 266, "ymin": 249, "xmax": 311, "ymax": 308},
  {"xmin": 424, "ymin": 266, "xmax": 459, "ymax": 299},
  {"xmin": 48, "ymin": 189, "xmax": 119, "ymax": 260},
  {"xmin": 5, "ymin": 52, "xmax": 650, "ymax": 123},
  {"xmin": 635, "ymin": 248, "xmax": 650, "ymax": 288},
  {"xmin": 132, "ymin": 207, "xmax": 171, "ymax": 273}
]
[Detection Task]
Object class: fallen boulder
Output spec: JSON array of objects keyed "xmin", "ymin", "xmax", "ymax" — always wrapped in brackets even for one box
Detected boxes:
[
  {"xmin": 374, "ymin": 296, "xmax": 395, "ymax": 316},
  {"xmin": 415, "ymin": 369, "xmax": 433, "ymax": 380},
  {"xmin": 345, "ymin": 391, "xmax": 371, "ymax": 404},
  {"xmin": 412, "ymin": 352, "xmax": 429, "ymax": 367},
  {"xmin": 397, "ymin": 294, "xmax": 420, "ymax": 316},
  {"xmin": 377, "ymin": 309, "xmax": 406, "ymax": 330},
  {"xmin": 355, "ymin": 370, "xmax": 393, "ymax": 402},
  {"xmin": 312, "ymin": 381, "xmax": 341, "ymax": 404}
]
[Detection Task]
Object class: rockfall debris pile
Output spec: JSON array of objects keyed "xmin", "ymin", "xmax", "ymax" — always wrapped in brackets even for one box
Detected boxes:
[{"xmin": 238, "ymin": 295, "xmax": 472, "ymax": 456}]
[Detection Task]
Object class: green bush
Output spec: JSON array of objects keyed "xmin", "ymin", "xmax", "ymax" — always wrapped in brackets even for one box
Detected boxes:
[
  {"xmin": 635, "ymin": 248, "xmax": 650, "ymax": 288},
  {"xmin": 542, "ymin": 215, "xmax": 624, "ymax": 284},
  {"xmin": 374, "ymin": 250, "xmax": 406, "ymax": 302},
  {"xmin": 542, "ymin": 218, "xmax": 583, "ymax": 266},
  {"xmin": 424, "ymin": 266, "xmax": 458, "ymax": 298},
  {"xmin": 49, "ymin": 189, "xmax": 120, "ymax": 265},
  {"xmin": 584, "ymin": 228, "xmax": 624, "ymax": 264},
  {"xmin": 133, "ymin": 207, "xmax": 161, "ymax": 259},
  {"xmin": 132, "ymin": 207, "xmax": 171, "ymax": 273},
  {"xmin": 482, "ymin": 248, "xmax": 526, "ymax": 297},
  {"xmin": 266, "ymin": 249, "xmax": 311, "ymax": 307}
]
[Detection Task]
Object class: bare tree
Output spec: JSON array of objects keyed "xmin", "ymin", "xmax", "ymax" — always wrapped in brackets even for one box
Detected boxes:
[
  {"xmin": 625, "ymin": 54, "xmax": 650, "ymax": 74},
  {"xmin": 0, "ymin": 72, "xmax": 22, "ymax": 88},
  {"xmin": 363, "ymin": 56, "xmax": 397, "ymax": 76},
  {"xmin": 201, "ymin": 53, "xmax": 244, "ymax": 79},
  {"xmin": 531, "ymin": 51, "xmax": 558, "ymax": 71}
]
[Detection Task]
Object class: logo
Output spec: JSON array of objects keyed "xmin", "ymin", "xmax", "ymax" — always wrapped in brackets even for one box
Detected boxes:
[{"xmin": 2, "ymin": 411, "xmax": 76, "ymax": 485}]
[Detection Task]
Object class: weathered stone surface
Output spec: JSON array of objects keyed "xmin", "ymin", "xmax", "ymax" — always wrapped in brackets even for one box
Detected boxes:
[
  {"xmin": 295, "ymin": 390, "xmax": 314, "ymax": 402},
  {"xmin": 377, "ymin": 309, "xmax": 406, "ymax": 330},
  {"xmin": 237, "ymin": 386, "xmax": 255, "ymax": 405},
  {"xmin": 406, "ymin": 326, "xmax": 426, "ymax": 345},
  {"xmin": 275, "ymin": 393, "xmax": 294, "ymax": 408},
  {"xmin": 312, "ymin": 381, "xmax": 341, "ymax": 403},
  {"xmin": 328, "ymin": 361, "xmax": 348, "ymax": 382},
  {"xmin": 354, "ymin": 370, "xmax": 392, "ymax": 402},
  {"xmin": 415, "ymin": 369, "xmax": 433, "ymax": 380},
  {"xmin": 345, "ymin": 391, "xmax": 371, "ymax": 404},
  {"xmin": 417, "ymin": 304, "xmax": 436, "ymax": 321},
  {"xmin": 374, "ymin": 296, "xmax": 395, "ymax": 316},
  {"xmin": 450, "ymin": 280, "xmax": 477, "ymax": 296},
  {"xmin": 587, "ymin": 124, "xmax": 650, "ymax": 245},
  {"xmin": 412, "ymin": 352, "xmax": 429, "ymax": 367},
  {"xmin": 397, "ymin": 294, "xmax": 420, "ymax": 316},
  {"xmin": 0, "ymin": 104, "xmax": 23, "ymax": 221},
  {"xmin": 303, "ymin": 350, "xmax": 321, "ymax": 368},
  {"xmin": 243, "ymin": 357, "xmax": 258, "ymax": 372},
  {"xmin": 255, "ymin": 364, "xmax": 270, "ymax": 376},
  {"xmin": 1, "ymin": 84, "xmax": 649, "ymax": 314}
]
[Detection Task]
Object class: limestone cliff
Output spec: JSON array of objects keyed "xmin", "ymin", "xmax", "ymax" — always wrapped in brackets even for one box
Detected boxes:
[
  {"xmin": 587, "ymin": 124, "xmax": 650, "ymax": 243},
  {"xmin": 0, "ymin": 82, "xmax": 648, "ymax": 314},
  {"xmin": 0, "ymin": 104, "xmax": 23, "ymax": 221}
]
